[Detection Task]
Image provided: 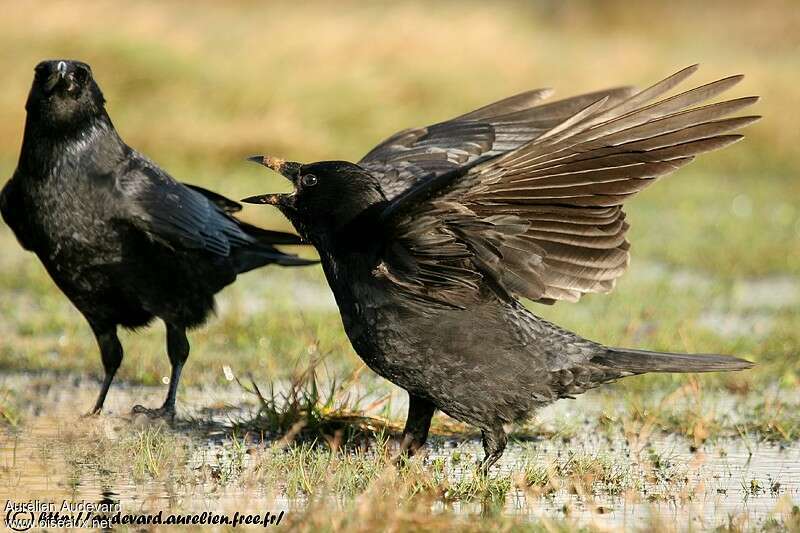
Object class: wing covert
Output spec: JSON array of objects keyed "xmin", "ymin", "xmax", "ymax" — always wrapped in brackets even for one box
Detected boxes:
[
  {"xmin": 359, "ymin": 86, "xmax": 637, "ymax": 199},
  {"xmin": 115, "ymin": 155, "xmax": 255, "ymax": 256}
]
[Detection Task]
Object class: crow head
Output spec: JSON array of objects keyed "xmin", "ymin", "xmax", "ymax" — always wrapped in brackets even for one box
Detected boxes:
[
  {"xmin": 26, "ymin": 60, "xmax": 106, "ymax": 130},
  {"xmin": 243, "ymin": 157, "xmax": 386, "ymax": 245}
]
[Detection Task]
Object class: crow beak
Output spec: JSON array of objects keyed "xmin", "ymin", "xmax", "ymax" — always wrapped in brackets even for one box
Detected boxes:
[
  {"xmin": 43, "ymin": 61, "xmax": 70, "ymax": 95},
  {"xmin": 247, "ymin": 155, "xmax": 302, "ymax": 184},
  {"xmin": 247, "ymin": 155, "xmax": 284, "ymax": 171},
  {"xmin": 244, "ymin": 155, "xmax": 301, "ymax": 209},
  {"xmin": 241, "ymin": 193, "xmax": 285, "ymax": 206}
]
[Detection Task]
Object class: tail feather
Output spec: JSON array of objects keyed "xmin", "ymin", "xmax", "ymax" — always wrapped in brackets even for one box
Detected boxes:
[
  {"xmin": 594, "ymin": 347, "xmax": 754, "ymax": 374},
  {"xmin": 233, "ymin": 221, "xmax": 318, "ymax": 273},
  {"xmin": 184, "ymin": 182, "xmax": 315, "ymax": 269},
  {"xmin": 233, "ymin": 246, "xmax": 317, "ymax": 273},
  {"xmin": 238, "ymin": 220, "xmax": 306, "ymax": 245}
]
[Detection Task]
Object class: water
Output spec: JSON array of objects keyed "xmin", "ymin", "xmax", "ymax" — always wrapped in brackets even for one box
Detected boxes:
[{"xmin": 425, "ymin": 432, "xmax": 799, "ymax": 529}]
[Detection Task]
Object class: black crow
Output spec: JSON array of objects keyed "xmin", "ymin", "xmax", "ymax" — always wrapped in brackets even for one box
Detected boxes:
[
  {"xmin": 243, "ymin": 66, "xmax": 758, "ymax": 471},
  {"xmin": 0, "ymin": 59, "xmax": 315, "ymax": 417}
]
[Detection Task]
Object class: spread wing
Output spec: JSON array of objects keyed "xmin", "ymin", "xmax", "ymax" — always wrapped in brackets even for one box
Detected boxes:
[
  {"xmin": 359, "ymin": 86, "xmax": 639, "ymax": 200},
  {"xmin": 375, "ymin": 66, "xmax": 759, "ymax": 309},
  {"xmin": 116, "ymin": 154, "xmax": 302, "ymax": 256}
]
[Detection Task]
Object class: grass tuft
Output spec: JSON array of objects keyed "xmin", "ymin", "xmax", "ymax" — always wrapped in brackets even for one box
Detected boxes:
[{"xmin": 231, "ymin": 359, "xmax": 402, "ymax": 448}]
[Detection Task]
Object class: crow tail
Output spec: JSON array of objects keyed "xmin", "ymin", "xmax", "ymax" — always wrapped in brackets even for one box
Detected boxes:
[
  {"xmin": 233, "ymin": 221, "xmax": 317, "ymax": 273},
  {"xmin": 593, "ymin": 347, "xmax": 754, "ymax": 375}
]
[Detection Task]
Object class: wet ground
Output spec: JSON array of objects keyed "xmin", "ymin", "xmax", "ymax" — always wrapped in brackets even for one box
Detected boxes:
[{"xmin": 1, "ymin": 372, "xmax": 797, "ymax": 531}]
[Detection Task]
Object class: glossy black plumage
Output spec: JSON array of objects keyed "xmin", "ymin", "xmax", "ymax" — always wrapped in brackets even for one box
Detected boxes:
[
  {"xmin": 0, "ymin": 60, "xmax": 313, "ymax": 417},
  {"xmin": 245, "ymin": 66, "xmax": 757, "ymax": 470}
]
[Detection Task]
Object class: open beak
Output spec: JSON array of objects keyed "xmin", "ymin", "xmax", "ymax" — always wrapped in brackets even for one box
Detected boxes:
[{"xmin": 242, "ymin": 155, "xmax": 302, "ymax": 208}]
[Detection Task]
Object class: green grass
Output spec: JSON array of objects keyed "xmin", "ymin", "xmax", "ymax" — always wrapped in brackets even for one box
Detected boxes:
[{"xmin": 230, "ymin": 359, "xmax": 402, "ymax": 445}]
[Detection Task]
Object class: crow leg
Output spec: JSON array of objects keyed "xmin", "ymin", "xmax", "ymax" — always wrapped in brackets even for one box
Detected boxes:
[
  {"xmin": 132, "ymin": 323, "xmax": 188, "ymax": 419},
  {"xmin": 161, "ymin": 323, "xmax": 189, "ymax": 414},
  {"xmin": 393, "ymin": 393, "xmax": 436, "ymax": 464},
  {"xmin": 479, "ymin": 425, "xmax": 507, "ymax": 475},
  {"xmin": 88, "ymin": 325, "xmax": 122, "ymax": 415}
]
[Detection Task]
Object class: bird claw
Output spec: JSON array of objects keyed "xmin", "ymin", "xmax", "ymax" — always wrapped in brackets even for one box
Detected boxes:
[
  {"xmin": 131, "ymin": 405, "xmax": 175, "ymax": 420},
  {"xmin": 391, "ymin": 434, "xmax": 423, "ymax": 468},
  {"xmin": 391, "ymin": 452, "xmax": 410, "ymax": 468}
]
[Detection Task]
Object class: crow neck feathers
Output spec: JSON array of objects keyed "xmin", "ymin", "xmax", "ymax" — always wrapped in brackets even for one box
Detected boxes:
[{"xmin": 18, "ymin": 110, "xmax": 124, "ymax": 178}]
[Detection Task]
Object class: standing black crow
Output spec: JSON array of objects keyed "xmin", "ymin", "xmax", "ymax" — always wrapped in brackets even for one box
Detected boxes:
[
  {"xmin": 243, "ymin": 66, "xmax": 758, "ymax": 471},
  {"xmin": 0, "ymin": 60, "xmax": 314, "ymax": 417}
]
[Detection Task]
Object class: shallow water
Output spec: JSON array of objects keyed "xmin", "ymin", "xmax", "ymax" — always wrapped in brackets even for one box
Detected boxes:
[
  {"xmin": 0, "ymin": 372, "xmax": 797, "ymax": 530},
  {"xmin": 426, "ymin": 431, "xmax": 799, "ymax": 529}
]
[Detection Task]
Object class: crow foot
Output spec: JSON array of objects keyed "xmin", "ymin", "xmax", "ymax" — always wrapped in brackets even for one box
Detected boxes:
[{"xmin": 131, "ymin": 404, "xmax": 175, "ymax": 420}]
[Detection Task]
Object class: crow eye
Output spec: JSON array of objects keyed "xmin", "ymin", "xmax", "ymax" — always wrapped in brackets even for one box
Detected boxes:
[
  {"xmin": 73, "ymin": 68, "xmax": 89, "ymax": 84},
  {"xmin": 301, "ymin": 174, "xmax": 318, "ymax": 187}
]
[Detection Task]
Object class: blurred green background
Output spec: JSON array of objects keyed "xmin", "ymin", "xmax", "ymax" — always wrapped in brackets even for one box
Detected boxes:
[{"xmin": 0, "ymin": 0, "xmax": 797, "ymax": 392}]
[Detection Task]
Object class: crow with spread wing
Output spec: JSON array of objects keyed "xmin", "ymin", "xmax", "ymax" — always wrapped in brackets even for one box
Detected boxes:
[
  {"xmin": 1, "ymin": 60, "xmax": 315, "ymax": 417},
  {"xmin": 243, "ymin": 66, "xmax": 757, "ymax": 470}
]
